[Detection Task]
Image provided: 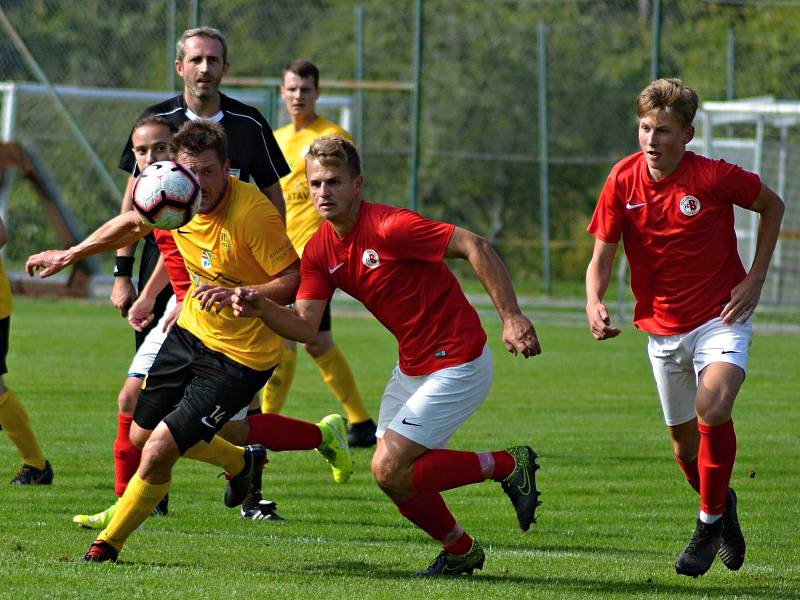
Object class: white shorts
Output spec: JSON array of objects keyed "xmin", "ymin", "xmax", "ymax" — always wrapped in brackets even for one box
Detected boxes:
[
  {"xmin": 377, "ymin": 344, "xmax": 493, "ymax": 449},
  {"xmin": 128, "ymin": 295, "xmax": 177, "ymax": 378},
  {"xmin": 648, "ymin": 317, "xmax": 752, "ymax": 426},
  {"xmin": 127, "ymin": 294, "xmax": 246, "ymax": 421}
]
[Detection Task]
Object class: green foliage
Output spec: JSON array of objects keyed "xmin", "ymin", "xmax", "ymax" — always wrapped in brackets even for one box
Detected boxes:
[
  {"xmin": 2, "ymin": 1, "xmax": 800, "ymax": 287},
  {"xmin": 0, "ymin": 298, "xmax": 798, "ymax": 597}
]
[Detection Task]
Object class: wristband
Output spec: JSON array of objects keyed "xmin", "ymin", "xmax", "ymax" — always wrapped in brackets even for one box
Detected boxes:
[{"xmin": 114, "ymin": 256, "xmax": 135, "ymax": 278}]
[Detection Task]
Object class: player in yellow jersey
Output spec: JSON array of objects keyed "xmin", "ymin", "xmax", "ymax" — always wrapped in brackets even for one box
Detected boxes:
[
  {"xmin": 27, "ymin": 121, "xmax": 353, "ymax": 562},
  {"xmin": 266, "ymin": 59, "xmax": 376, "ymax": 447},
  {"xmin": 0, "ymin": 216, "xmax": 53, "ymax": 485}
]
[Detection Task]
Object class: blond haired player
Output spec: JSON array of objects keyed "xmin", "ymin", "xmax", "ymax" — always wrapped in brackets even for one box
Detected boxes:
[
  {"xmin": 586, "ymin": 78, "xmax": 784, "ymax": 577},
  {"xmin": 265, "ymin": 59, "xmax": 376, "ymax": 447},
  {"xmin": 233, "ymin": 136, "xmax": 541, "ymax": 576}
]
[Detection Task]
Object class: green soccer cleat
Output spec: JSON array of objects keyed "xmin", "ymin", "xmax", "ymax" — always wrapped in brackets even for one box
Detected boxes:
[
  {"xmin": 414, "ymin": 539, "xmax": 486, "ymax": 577},
  {"xmin": 501, "ymin": 445, "xmax": 541, "ymax": 532},
  {"xmin": 73, "ymin": 499, "xmax": 120, "ymax": 530},
  {"xmin": 317, "ymin": 414, "xmax": 354, "ymax": 484}
]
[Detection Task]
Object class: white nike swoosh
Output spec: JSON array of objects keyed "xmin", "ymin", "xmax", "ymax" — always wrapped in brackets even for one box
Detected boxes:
[
  {"xmin": 328, "ymin": 263, "xmax": 344, "ymax": 274},
  {"xmin": 201, "ymin": 417, "xmax": 216, "ymax": 429},
  {"xmin": 625, "ymin": 202, "xmax": 646, "ymax": 209}
]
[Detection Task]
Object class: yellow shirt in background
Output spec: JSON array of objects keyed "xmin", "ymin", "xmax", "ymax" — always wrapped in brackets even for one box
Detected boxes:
[
  {"xmin": 0, "ymin": 256, "xmax": 11, "ymax": 320},
  {"xmin": 274, "ymin": 116, "xmax": 352, "ymax": 255},
  {"xmin": 173, "ymin": 177, "xmax": 297, "ymax": 370}
]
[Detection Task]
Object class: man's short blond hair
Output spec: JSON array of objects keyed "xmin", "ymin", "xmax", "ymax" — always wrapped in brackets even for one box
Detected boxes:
[
  {"xmin": 636, "ymin": 78, "xmax": 699, "ymax": 128},
  {"xmin": 306, "ymin": 136, "xmax": 361, "ymax": 177}
]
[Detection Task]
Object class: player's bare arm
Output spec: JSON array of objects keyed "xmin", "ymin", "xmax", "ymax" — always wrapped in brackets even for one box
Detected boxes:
[
  {"xmin": 231, "ymin": 292, "xmax": 325, "ymax": 344},
  {"xmin": 445, "ymin": 226, "xmax": 541, "ymax": 358},
  {"xmin": 261, "ymin": 181, "xmax": 286, "ymax": 222},
  {"xmin": 193, "ymin": 259, "xmax": 300, "ymax": 313},
  {"xmin": 127, "ymin": 255, "xmax": 171, "ymax": 332},
  {"xmin": 26, "ymin": 211, "xmax": 154, "ymax": 279},
  {"xmin": 585, "ymin": 238, "xmax": 622, "ymax": 340},
  {"xmin": 110, "ymin": 175, "xmax": 140, "ymax": 316},
  {"xmin": 721, "ymin": 184, "xmax": 785, "ymax": 325}
]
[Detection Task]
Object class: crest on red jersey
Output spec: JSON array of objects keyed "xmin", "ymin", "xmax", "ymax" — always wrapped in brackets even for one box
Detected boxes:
[
  {"xmin": 679, "ymin": 195, "xmax": 701, "ymax": 216},
  {"xmin": 362, "ymin": 248, "xmax": 380, "ymax": 268}
]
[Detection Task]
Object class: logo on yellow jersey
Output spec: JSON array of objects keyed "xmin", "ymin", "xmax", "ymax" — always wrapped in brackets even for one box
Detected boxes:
[
  {"xmin": 220, "ymin": 230, "xmax": 231, "ymax": 252},
  {"xmin": 201, "ymin": 250, "xmax": 213, "ymax": 270}
]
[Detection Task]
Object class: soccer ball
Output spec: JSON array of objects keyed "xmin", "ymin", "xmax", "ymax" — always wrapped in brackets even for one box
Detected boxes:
[{"xmin": 132, "ymin": 161, "xmax": 200, "ymax": 229}]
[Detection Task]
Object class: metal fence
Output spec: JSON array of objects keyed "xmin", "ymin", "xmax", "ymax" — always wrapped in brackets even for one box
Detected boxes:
[{"xmin": 1, "ymin": 0, "xmax": 799, "ymax": 328}]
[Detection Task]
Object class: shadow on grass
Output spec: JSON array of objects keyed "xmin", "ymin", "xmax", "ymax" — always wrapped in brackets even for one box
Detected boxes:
[{"xmin": 289, "ymin": 560, "xmax": 796, "ymax": 598}]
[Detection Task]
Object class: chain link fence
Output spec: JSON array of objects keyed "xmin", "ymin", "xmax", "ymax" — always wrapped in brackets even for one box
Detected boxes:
[{"xmin": 1, "ymin": 0, "xmax": 799, "ymax": 328}]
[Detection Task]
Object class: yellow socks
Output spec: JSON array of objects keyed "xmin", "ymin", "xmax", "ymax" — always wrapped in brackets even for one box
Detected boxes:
[
  {"xmin": 261, "ymin": 346, "xmax": 297, "ymax": 413},
  {"xmin": 314, "ymin": 345, "xmax": 370, "ymax": 424},
  {"xmin": 0, "ymin": 388, "xmax": 46, "ymax": 469},
  {"xmin": 98, "ymin": 473, "xmax": 170, "ymax": 551},
  {"xmin": 183, "ymin": 435, "xmax": 245, "ymax": 474}
]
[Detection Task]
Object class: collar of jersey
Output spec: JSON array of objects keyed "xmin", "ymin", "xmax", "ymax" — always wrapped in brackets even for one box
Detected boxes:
[{"xmin": 184, "ymin": 106, "xmax": 224, "ymax": 123}]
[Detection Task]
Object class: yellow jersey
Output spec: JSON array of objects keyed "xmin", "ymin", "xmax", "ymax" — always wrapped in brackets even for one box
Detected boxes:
[
  {"xmin": 173, "ymin": 177, "xmax": 298, "ymax": 370},
  {"xmin": 274, "ymin": 116, "xmax": 352, "ymax": 255},
  {"xmin": 0, "ymin": 256, "xmax": 11, "ymax": 320}
]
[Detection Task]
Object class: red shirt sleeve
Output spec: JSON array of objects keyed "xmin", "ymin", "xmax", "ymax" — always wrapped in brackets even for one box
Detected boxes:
[
  {"xmin": 711, "ymin": 160, "xmax": 762, "ymax": 209},
  {"xmin": 382, "ymin": 209, "xmax": 454, "ymax": 260},
  {"xmin": 587, "ymin": 170, "xmax": 625, "ymax": 243}
]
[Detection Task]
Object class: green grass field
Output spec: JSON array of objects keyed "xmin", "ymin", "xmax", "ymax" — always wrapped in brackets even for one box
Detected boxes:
[{"xmin": 0, "ymin": 297, "xmax": 797, "ymax": 599}]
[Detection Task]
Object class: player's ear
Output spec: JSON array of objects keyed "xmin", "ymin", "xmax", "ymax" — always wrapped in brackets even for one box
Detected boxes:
[
  {"xmin": 222, "ymin": 61, "xmax": 230, "ymax": 76},
  {"xmin": 223, "ymin": 159, "xmax": 230, "ymax": 178},
  {"xmin": 683, "ymin": 126, "xmax": 695, "ymax": 145},
  {"xmin": 353, "ymin": 174, "xmax": 364, "ymax": 194}
]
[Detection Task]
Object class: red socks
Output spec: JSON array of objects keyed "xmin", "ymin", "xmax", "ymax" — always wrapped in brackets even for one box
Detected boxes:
[
  {"xmin": 112, "ymin": 413, "xmax": 141, "ymax": 497},
  {"xmin": 698, "ymin": 419, "xmax": 736, "ymax": 515},
  {"xmin": 393, "ymin": 449, "xmax": 516, "ymax": 555},
  {"xmin": 393, "ymin": 491, "xmax": 473, "ymax": 555},
  {"xmin": 674, "ymin": 454, "xmax": 700, "ymax": 493},
  {"xmin": 246, "ymin": 413, "xmax": 322, "ymax": 450},
  {"xmin": 410, "ymin": 449, "xmax": 515, "ymax": 492}
]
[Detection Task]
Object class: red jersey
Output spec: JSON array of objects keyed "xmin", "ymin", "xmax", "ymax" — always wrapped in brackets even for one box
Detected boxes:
[
  {"xmin": 588, "ymin": 151, "xmax": 761, "ymax": 335},
  {"xmin": 153, "ymin": 228, "xmax": 190, "ymax": 302},
  {"xmin": 297, "ymin": 202, "xmax": 487, "ymax": 376}
]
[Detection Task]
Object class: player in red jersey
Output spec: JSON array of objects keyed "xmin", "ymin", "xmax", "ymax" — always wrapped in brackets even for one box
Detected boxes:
[
  {"xmin": 586, "ymin": 78, "xmax": 784, "ymax": 577},
  {"xmin": 232, "ymin": 135, "xmax": 543, "ymax": 576}
]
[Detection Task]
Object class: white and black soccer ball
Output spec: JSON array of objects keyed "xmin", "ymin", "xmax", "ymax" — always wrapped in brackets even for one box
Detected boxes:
[{"xmin": 132, "ymin": 161, "xmax": 200, "ymax": 230}]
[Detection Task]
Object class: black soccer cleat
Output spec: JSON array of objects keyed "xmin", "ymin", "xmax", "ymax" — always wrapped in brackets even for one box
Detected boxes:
[
  {"xmin": 81, "ymin": 539, "xmax": 118, "ymax": 563},
  {"xmin": 241, "ymin": 499, "xmax": 285, "ymax": 521},
  {"xmin": 151, "ymin": 493, "xmax": 169, "ymax": 517},
  {"xmin": 675, "ymin": 518, "xmax": 722, "ymax": 577},
  {"xmin": 224, "ymin": 445, "xmax": 267, "ymax": 508},
  {"xmin": 10, "ymin": 460, "xmax": 53, "ymax": 485},
  {"xmin": 413, "ymin": 540, "xmax": 485, "ymax": 577},
  {"xmin": 347, "ymin": 418, "xmax": 377, "ymax": 448},
  {"xmin": 718, "ymin": 488, "xmax": 745, "ymax": 571},
  {"xmin": 501, "ymin": 446, "xmax": 541, "ymax": 532}
]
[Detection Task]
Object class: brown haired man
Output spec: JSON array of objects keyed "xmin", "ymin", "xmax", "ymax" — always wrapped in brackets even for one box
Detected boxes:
[
  {"xmin": 586, "ymin": 78, "xmax": 784, "ymax": 576},
  {"xmin": 27, "ymin": 121, "xmax": 353, "ymax": 562}
]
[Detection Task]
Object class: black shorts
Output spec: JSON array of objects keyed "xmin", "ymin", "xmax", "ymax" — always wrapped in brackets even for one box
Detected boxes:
[
  {"xmin": 0, "ymin": 316, "xmax": 9, "ymax": 375},
  {"xmin": 319, "ymin": 300, "xmax": 332, "ymax": 333},
  {"xmin": 134, "ymin": 236, "xmax": 173, "ymax": 350},
  {"xmin": 135, "ymin": 325, "xmax": 274, "ymax": 453}
]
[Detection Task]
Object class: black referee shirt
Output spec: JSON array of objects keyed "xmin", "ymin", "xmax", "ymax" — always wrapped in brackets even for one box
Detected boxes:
[{"xmin": 118, "ymin": 92, "xmax": 290, "ymax": 188}]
